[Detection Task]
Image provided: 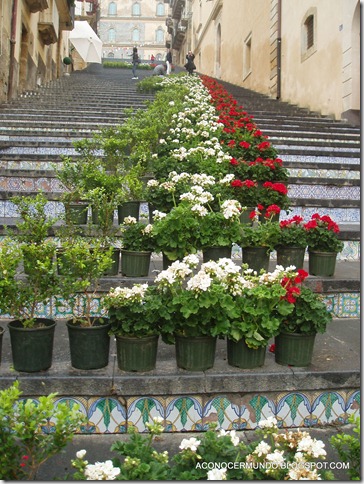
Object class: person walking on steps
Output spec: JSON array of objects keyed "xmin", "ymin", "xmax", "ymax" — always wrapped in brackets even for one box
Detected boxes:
[
  {"xmin": 132, "ymin": 46, "xmax": 139, "ymax": 79},
  {"xmin": 166, "ymin": 48, "xmax": 172, "ymax": 75},
  {"xmin": 185, "ymin": 51, "xmax": 196, "ymax": 75}
]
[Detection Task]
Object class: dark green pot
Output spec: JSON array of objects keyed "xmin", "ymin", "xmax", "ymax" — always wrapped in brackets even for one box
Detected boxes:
[
  {"xmin": 104, "ymin": 248, "xmax": 120, "ymax": 276},
  {"xmin": 308, "ymin": 251, "xmax": 337, "ymax": 277},
  {"xmin": 91, "ymin": 206, "xmax": 115, "ymax": 226},
  {"xmin": 275, "ymin": 332, "xmax": 316, "ymax": 367},
  {"xmin": 116, "ymin": 334, "xmax": 159, "ymax": 371},
  {"xmin": 202, "ymin": 246, "xmax": 232, "ymax": 263},
  {"xmin": 175, "ymin": 335, "xmax": 216, "ymax": 371},
  {"xmin": 162, "ymin": 253, "xmax": 174, "ymax": 270},
  {"xmin": 276, "ymin": 246, "xmax": 306, "ymax": 269},
  {"xmin": 8, "ymin": 318, "xmax": 56, "ymax": 372},
  {"xmin": 117, "ymin": 201, "xmax": 140, "ymax": 223},
  {"xmin": 65, "ymin": 203, "xmax": 88, "ymax": 225},
  {"xmin": 227, "ymin": 338, "xmax": 266, "ymax": 369},
  {"xmin": 242, "ymin": 246, "xmax": 270, "ymax": 272},
  {"xmin": 67, "ymin": 318, "xmax": 111, "ymax": 370},
  {"xmin": 239, "ymin": 207, "xmax": 255, "ymax": 225},
  {"xmin": 121, "ymin": 250, "xmax": 151, "ymax": 277}
]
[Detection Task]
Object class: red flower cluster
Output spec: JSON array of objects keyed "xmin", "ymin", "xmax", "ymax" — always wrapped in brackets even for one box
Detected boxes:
[
  {"xmin": 281, "ymin": 269, "xmax": 308, "ymax": 304},
  {"xmin": 249, "ymin": 157, "xmax": 283, "ymax": 169},
  {"xmin": 262, "ymin": 181, "xmax": 288, "ymax": 195},
  {"xmin": 304, "ymin": 213, "xmax": 340, "ymax": 233},
  {"xmin": 231, "ymin": 179, "xmax": 256, "ymax": 189},
  {"xmin": 279, "ymin": 215, "xmax": 304, "ymax": 229}
]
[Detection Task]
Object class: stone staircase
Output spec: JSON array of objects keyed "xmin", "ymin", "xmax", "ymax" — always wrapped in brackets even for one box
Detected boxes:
[{"xmin": 0, "ymin": 65, "xmax": 359, "ymax": 434}]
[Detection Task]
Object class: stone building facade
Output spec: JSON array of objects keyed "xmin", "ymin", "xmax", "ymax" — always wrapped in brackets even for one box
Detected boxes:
[
  {"xmin": 167, "ymin": 0, "xmax": 360, "ymax": 122},
  {"xmin": 0, "ymin": 0, "xmax": 77, "ymax": 103},
  {"xmin": 99, "ymin": 0, "xmax": 170, "ymax": 62}
]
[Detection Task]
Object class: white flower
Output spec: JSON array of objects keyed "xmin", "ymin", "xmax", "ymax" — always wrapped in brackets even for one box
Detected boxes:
[
  {"xmin": 84, "ymin": 460, "xmax": 120, "ymax": 480},
  {"xmin": 76, "ymin": 449, "xmax": 87, "ymax": 459},
  {"xmin": 297, "ymin": 436, "xmax": 327, "ymax": 458},
  {"xmin": 218, "ymin": 429, "xmax": 240, "ymax": 446},
  {"xmin": 253, "ymin": 441, "xmax": 271, "ymax": 456},
  {"xmin": 207, "ymin": 468, "xmax": 227, "ymax": 480},
  {"xmin": 266, "ymin": 449, "xmax": 285, "ymax": 465},
  {"xmin": 258, "ymin": 416, "xmax": 278, "ymax": 429},
  {"xmin": 179, "ymin": 437, "xmax": 201, "ymax": 452}
]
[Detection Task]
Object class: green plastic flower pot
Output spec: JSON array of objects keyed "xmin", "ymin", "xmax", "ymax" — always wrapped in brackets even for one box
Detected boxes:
[
  {"xmin": 227, "ymin": 338, "xmax": 266, "ymax": 369},
  {"xmin": 308, "ymin": 251, "xmax": 337, "ymax": 277},
  {"xmin": 276, "ymin": 246, "xmax": 306, "ymax": 269},
  {"xmin": 64, "ymin": 202, "xmax": 88, "ymax": 225},
  {"xmin": 175, "ymin": 335, "xmax": 216, "ymax": 371},
  {"xmin": 8, "ymin": 318, "xmax": 56, "ymax": 372},
  {"xmin": 116, "ymin": 334, "xmax": 159, "ymax": 372},
  {"xmin": 117, "ymin": 201, "xmax": 140, "ymax": 223},
  {"xmin": 275, "ymin": 332, "xmax": 316, "ymax": 367},
  {"xmin": 202, "ymin": 246, "xmax": 232, "ymax": 263},
  {"xmin": 67, "ymin": 319, "xmax": 111, "ymax": 370},
  {"xmin": 121, "ymin": 250, "xmax": 151, "ymax": 277},
  {"xmin": 242, "ymin": 246, "xmax": 270, "ymax": 273}
]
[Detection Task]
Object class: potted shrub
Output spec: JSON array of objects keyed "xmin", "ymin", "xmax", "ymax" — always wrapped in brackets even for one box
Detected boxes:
[
  {"xmin": 2, "ymin": 195, "xmax": 60, "ymax": 372},
  {"xmin": 239, "ymin": 205, "xmax": 281, "ymax": 272},
  {"xmin": 119, "ymin": 217, "xmax": 155, "ymax": 277},
  {"xmin": 103, "ymin": 284, "xmax": 161, "ymax": 371},
  {"xmin": 304, "ymin": 213, "xmax": 344, "ymax": 277},
  {"xmin": 224, "ymin": 265, "xmax": 304, "ymax": 369},
  {"xmin": 256, "ymin": 182, "xmax": 290, "ymax": 219},
  {"xmin": 275, "ymin": 215, "xmax": 308, "ymax": 269},
  {"xmin": 274, "ymin": 284, "xmax": 333, "ymax": 367},
  {"xmin": 58, "ymin": 237, "xmax": 115, "ymax": 370},
  {"xmin": 153, "ymin": 255, "xmax": 239, "ymax": 371}
]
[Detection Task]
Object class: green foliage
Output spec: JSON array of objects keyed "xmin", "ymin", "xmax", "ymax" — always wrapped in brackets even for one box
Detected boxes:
[
  {"xmin": 280, "ymin": 286, "xmax": 333, "ymax": 334},
  {"xmin": 0, "ymin": 381, "xmax": 85, "ymax": 480},
  {"xmin": 103, "ymin": 61, "xmax": 153, "ymax": 70},
  {"xmin": 119, "ymin": 217, "xmax": 155, "ymax": 252},
  {"xmin": 137, "ymin": 75, "xmax": 166, "ymax": 93},
  {"xmin": 240, "ymin": 219, "xmax": 281, "ymax": 252},
  {"xmin": 276, "ymin": 216, "xmax": 308, "ymax": 249},
  {"xmin": 330, "ymin": 414, "xmax": 361, "ymax": 480}
]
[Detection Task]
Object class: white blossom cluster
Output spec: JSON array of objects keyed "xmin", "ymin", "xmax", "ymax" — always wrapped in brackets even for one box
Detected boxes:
[
  {"xmin": 207, "ymin": 468, "xmax": 228, "ymax": 480},
  {"xmin": 218, "ymin": 428, "xmax": 240, "ymax": 446},
  {"xmin": 106, "ymin": 283, "xmax": 148, "ymax": 305},
  {"xmin": 179, "ymin": 436, "xmax": 201, "ymax": 452},
  {"xmin": 83, "ymin": 460, "xmax": 120, "ymax": 480}
]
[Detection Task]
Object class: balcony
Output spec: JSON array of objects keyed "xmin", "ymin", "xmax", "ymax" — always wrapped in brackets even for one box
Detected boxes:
[
  {"xmin": 171, "ymin": 0, "xmax": 185, "ymax": 20},
  {"xmin": 172, "ymin": 25, "xmax": 186, "ymax": 50},
  {"xmin": 55, "ymin": 0, "xmax": 74, "ymax": 30},
  {"xmin": 25, "ymin": 0, "xmax": 48, "ymax": 13},
  {"xmin": 38, "ymin": 0, "xmax": 59, "ymax": 44}
]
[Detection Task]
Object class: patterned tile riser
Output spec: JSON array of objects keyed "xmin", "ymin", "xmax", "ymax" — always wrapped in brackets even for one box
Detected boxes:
[
  {"xmin": 288, "ymin": 168, "xmax": 360, "ymax": 180},
  {"xmin": 0, "ymin": 291, "xmax": 359, "ymax": 320},
  {"xmin": 0, "ymin": 200, "xmax": 360, "ymax": 224},
  {"xmin": 22, "ymin": 390, "xmax": 360, "ymax": 434}
]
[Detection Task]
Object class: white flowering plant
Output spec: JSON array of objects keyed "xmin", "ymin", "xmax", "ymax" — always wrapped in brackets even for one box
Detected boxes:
[
  {"xmin": 119, "ymin": 216, "xmax": 155, "ymax": 252},
  {"xmin": 103, "ymin": 283, "xmax": 161, "ymax": 337},
  {"xmin": 69, "ymin": 416, "xmax": 336, "ymax": 480}
]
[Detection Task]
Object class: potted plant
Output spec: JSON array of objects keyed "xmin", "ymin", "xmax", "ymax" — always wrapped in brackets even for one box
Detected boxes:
[
  {"xmin": 229, "ymin": 178, "xmax": 259, "ymax": 224},
  {"xmin": 153, "ymin": 255, "xmax": 239, "ymax": 371},
  {"xmin": 2, "ymin": 195, "xmax": 60, "ymax": 372},
  {"xmin": 275, "ymin": 215, "xmax": 308, "ymax": 269},
  {"xmin": 274, "ymin": 283, "xmax": 333, "ymax": 367},
  {"xmin": 239, "ymin": 205, "xmax": 281, "ymax": 273},
  {"xmin": 304, "ymin": 213, "xmax": 344, "ymax": 277},
  {"xmin": 247, "ymin": 156, "xmax": 289, "ymax": 183},
  {"xmin": 256, "ymin": 182, "xmax": 290, "ymax": 219},
  {"xmin": 58, "ymin": 236, "xmax": 115, "ymax": 370},
  {"xmin": 225, "ymin": 265, "xmax": 304, "ymax": 369},
  {"xmin": 119, "ymin": 217, "xmax": 155, "ymax": 277},
  {"xmin": 103, "ymin": 284, "xmax": 161, "ymax": 371}
]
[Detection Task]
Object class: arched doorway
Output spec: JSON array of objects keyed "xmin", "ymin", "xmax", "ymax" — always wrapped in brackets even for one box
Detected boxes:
[{"xmin": 215, "ymin": 23, "xmax": 221, "ymax": 78}]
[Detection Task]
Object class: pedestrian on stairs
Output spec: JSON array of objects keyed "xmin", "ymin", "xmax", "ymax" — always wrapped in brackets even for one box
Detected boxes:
[
  {"xmin": 131, "ymin": 46, "xmax": 139, "ymax": 79},
  {"xmin": 185, "ymin": 51, "xmax": 196, "ymax": 75},
  {"xmin": 166, "ymin": 48, "xmax": 172, "ymax": 75}
]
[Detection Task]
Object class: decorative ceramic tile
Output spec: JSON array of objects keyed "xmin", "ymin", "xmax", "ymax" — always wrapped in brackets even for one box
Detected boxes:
[
  {"xmin": 288, "ymin": 168, "xmax": 360, "ymax": 180},
  {"xmin": 310, "ymin": 391, "xmax": 347, "ymax": 425},
  {"xmin": 165, "ymin": 396, "xmax": 203, "ymax": 431},
  {"xmin": 276, "ymin": 392, "xmax": 312, "ymax": 428},
  {"xmin": 288, "ymin": 184, "xmax": 360, "ymax": 200},
  {"xmin": 281, "ymin": 155, "xmax": 360, "ymax": 165},
  {"xmin": 127, "ymin": 396, "xmax": 165, "ymax": 432},
  {"xmin": 202, "ymin": 396, "xmax": 241, "ymax": 430},
  {"xmin": 87, "ymin": 397, "xmax": 127, "ymax": 433}
]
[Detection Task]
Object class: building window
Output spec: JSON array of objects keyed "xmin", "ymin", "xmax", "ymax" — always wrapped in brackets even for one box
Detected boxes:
[
  {"xmin": 132, "ymin": 2, "xmax": 141, "ymax": 16},
  {"xmin": 305, "ymin": 15, "xmax": 314, "ymax": 49},
  {"xmin": 156, "ymin": 2, "xmax": 165, "ymax": 16},
  {"xmin": 301, "ymin": 8, "xmax": 317, "ymax": 60},
  {"xmin": 108, "ymin": 2, "xmax": 117, "ymax": 16},
  {"xmin": 243, "ymin": 33, "xmax": 252, "ymax": 79},
  {"xmin": 108, "ymin": 29, "xmax": 116, "ymax": 42},
  {"xmin": 132, "ymin": 28, "xmax": 140, "ymax": 42},
  {"xmin": 155, "ymin": 28, "xmax": 164, "ymax": 43},
  {"xmin": 107, "ymin": 52, "xmax": 115, "ymax": 58}
]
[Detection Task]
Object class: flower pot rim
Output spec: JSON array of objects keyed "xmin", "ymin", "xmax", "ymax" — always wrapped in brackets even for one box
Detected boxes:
[
  {"xmin": 308, "ymin": 250, "xmax": 338, "ymax": 255},
  {"xmin": 121, "ymin": 249, "xmax": 151, "ymax": 255},
  {"xmin": 8, "ymin": 318, "xmax": 56, "ymax": 331},
  {"xmin": 279, "ymin": 330, "xmax": 317, "ymax": 337},
  {"xmin": 115, "ymin": 333, "xmax": 159, "ymax": 340},
  {"xmin": 66, "ymin": 318, "xmax": 110, "ymax": 329}
]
